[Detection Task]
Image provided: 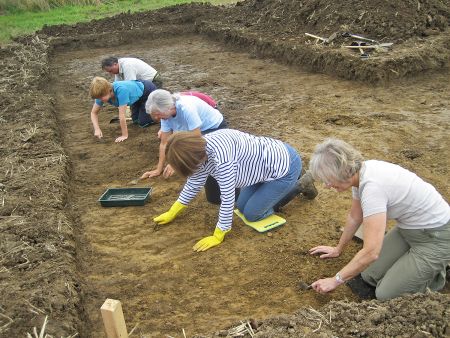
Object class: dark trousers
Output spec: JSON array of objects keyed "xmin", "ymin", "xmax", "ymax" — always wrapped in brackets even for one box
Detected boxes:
[
  {"xmin": 152, "ymin": 73, "xmax": 163, "ymax": 89},
  {"xmin": 202, "ymin": 119, "xmax": 228, "ymax": 135},
  {"xmin": 131, "ymin": 80, "xmax": 156, "ymax": 127}
]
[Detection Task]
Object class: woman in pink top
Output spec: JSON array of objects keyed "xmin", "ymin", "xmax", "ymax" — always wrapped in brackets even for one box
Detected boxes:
[{"xmin": 181, "ymin": 91, "xmax": 217, "ymax": 108}]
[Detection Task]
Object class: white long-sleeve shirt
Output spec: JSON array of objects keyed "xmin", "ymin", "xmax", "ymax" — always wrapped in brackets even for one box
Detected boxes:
[{"xmin": 177, "ymin": 129, "xmax": 290, "ymax": 231}]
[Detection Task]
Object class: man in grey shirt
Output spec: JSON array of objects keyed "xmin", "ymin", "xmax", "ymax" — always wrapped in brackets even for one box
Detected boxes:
[{"xmin": 101, "ymin": 56, "xmax": 163, "ymax": 88}]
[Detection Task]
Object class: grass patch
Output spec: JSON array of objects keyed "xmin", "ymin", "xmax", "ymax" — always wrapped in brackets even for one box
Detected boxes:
[
  {"xmin": 0, "ymin": 0, "xmax": 236, "ymax": 44},
  {"xmin": 0, "ymin": 0, "xmax": 104, "ymax": 12}
]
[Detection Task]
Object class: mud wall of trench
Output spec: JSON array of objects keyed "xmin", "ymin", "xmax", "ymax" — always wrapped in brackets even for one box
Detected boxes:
[
  {"xmin": 195, "ymin": 22, "xmax": 450, "ymax": 83},
  {"xmin": 0, "ymin": 38, "xmax": 83, "ymax": 336}
]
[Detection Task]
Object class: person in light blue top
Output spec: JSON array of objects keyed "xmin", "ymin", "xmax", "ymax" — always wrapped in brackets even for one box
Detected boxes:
[
  {"xmin": 141, "ymin": 89, "xmax": 227, "ymax": 179},
  {"xmin": 158, "ymin": 93, "xmax": 223, "ymax": 134},
  {"xmin": 89, "ymin": 76, "xmax": 156, "ymax": 143}
]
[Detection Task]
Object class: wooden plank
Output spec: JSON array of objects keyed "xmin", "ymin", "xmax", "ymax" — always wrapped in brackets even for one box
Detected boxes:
[
  {"xmin": 100, "ymin": 299, "xmax": 129, "ymax": 338},
  {"xmin": 343, "ymin": 43, "xmax": 393, "ymax": 49},
  {"xmin": 305, "ymin": 32, "xmax": 326, "ymax": 40}
]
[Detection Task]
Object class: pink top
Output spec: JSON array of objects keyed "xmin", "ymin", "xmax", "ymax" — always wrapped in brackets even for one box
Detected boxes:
[{"xmin": 181, "ymin": 91, "xmax": 217, "ymax": 108}]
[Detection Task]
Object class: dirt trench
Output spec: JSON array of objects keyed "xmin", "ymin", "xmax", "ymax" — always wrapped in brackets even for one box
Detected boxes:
[
  {"xmin": 0, "ymin": 2, "xmax": 449, "ymax": 337},
  {"xmin": 46, "ymin": 32, "xmax": 450, "ymax": 337}
]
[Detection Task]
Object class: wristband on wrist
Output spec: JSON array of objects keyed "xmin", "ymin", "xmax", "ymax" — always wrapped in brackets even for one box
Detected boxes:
[{"xmin": 335, "ymin": 272, "xmax": 346, "ymax": 285}]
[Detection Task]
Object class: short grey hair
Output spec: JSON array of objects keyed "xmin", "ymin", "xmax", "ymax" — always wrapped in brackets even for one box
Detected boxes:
[
  {"xmin": 309, "ymin": 138, "xmax": 364, "ymax": 183},
  {"xmin": 101, "ymin": 56, "xmax": 118, "ymax": 69},
  {"xmin": 145, "ymin": 89, "xmax": 176, "ymax": 115}
]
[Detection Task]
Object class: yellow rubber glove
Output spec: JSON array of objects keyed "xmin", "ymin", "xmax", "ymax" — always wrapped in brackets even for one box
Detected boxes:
[
  {"xmin": 193, "ymin": 227, "xmax": 229, "ymax": 252},
  {"xmin": 153, "ymin": 201, "xmax": 186, "ymax": 225}
]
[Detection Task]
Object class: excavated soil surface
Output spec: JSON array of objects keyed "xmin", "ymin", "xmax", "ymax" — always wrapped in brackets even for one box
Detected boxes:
[
  {"xmin": 39, "ymin": 1, "xmax": 450, "ymax": 83},
  {"xmin": 1, "ymin": 1, "xmax": 449, "ymax": 337}
]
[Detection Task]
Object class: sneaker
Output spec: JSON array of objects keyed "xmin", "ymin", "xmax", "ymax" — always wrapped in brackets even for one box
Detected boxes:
[
  {"xmin": 298, "ymin": 171, "xmax": 318, "ymax": 200},
  {"xmin": 273, "ymin": 171, "xmax": 317, "ymax": 211}
]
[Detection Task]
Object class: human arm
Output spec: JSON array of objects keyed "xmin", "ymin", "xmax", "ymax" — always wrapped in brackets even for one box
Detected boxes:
[
  {"xmin": 115, "ymin": 105, "xmax": 129, "ymax": 143},
  {"xmin": 162, "ymin": 130, "xmax": 200, "ymax": 178},
  {"xmin": 192, "ymin": 227, "xmax": 229, "ymax": 252},
  {"xmin": 309, "ymin": 198, "xmax": 363, "ymax": 258},
  {"xmin": 144, "ymin": 129, "xmax": 201, "ymax": 179},
  {"xmin": 141, "ymin": 131, "xmax": 172, "ymax": 179},
  {"xmin": 153, "ymin": 169, "xmax": 208, "ymax": 226},
  {"xmin": 90, "ymin": 103, "xmax": 103, "ymax": 138},
  {"xmin": 311, "ymin": 212, "xmax": 387, "ymax": 293},
  {"xmin": 193, "ymin": 162, "xmax": 236, "ymax": 252},
  {"xmin": 153, "ymin": 200, "xmax": 187, "ymax": 225}
]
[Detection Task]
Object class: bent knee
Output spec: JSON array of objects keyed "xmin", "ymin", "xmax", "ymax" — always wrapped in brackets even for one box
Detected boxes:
[
  {"xmin": 235, "ymin": 201, "xmax": 246, "ymax": 213},
  {"xmin": 360, "ymin": 271, "xmax": 372, "ymax": 284},
  {"xmin": 375, "ymin": 285, "xmax": 415, "ymax": 301},
  {"xmin": 243, "ymin": 209, "xmax": 262, "ymax": 222},
  {"xmin": 375, "ymin": 287, "xmax": 396, "ymax": 301}
]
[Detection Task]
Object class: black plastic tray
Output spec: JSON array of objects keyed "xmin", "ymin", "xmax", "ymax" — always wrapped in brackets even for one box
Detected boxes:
[{"xmin": 98, "ymin": 187, "xmax": 152, "ymax": 207}]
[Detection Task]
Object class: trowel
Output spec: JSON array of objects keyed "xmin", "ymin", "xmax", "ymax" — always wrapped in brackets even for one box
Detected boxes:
[
  {"xmin": 128, "ymin": 176, "xmax": 145, "ymax": 185},
  {"xmin": 110, "ymin": 116, "xmax": 132, "ymax": 124},
  {"xmin": 299, "ymin": 281, "xmax": 313, "ymax": 290}
]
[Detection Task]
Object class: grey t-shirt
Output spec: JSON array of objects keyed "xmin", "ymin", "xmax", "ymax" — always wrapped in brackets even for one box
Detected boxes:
[{"xmin": 352, "ymin": 160, "xmax": 450, "ymax": 229}]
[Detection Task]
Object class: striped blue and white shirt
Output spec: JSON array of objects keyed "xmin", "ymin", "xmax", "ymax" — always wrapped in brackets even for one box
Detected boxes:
[{"xmin": 177, "ymin": 129, "xmax": 290, "ymax": 231}]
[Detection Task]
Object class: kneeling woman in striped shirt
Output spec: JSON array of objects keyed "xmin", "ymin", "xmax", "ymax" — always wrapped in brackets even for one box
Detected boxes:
[{"xmin": 153, "ymin": 129, "xmax": 303, "ymax": 251}]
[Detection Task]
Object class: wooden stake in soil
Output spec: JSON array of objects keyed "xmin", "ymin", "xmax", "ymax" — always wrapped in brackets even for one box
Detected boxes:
[{"xmin": 101, "ymin": 299, "xmax": 128, "ymax": 338}]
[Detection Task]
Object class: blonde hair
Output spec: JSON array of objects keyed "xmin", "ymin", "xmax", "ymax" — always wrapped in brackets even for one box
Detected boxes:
[
  {"xmin": 309, "ymin": 138, "xmax": 364, "ymax": 183},
  {"xmin": 89, "ymin": 76, "xmax": 112, "ymax": 99},
  {"xmin": 165, "ymin": 132, "xmax": 207, "ymax": 177}
]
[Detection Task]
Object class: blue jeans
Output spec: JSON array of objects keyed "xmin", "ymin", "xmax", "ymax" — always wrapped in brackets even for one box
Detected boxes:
[
  {"xmin": 131, "ymin": 80, "xmax": 156, "ymax": 127},
  {"xmin": 236, "ymin": 144, "xmax": 302, "ymax": 221}
]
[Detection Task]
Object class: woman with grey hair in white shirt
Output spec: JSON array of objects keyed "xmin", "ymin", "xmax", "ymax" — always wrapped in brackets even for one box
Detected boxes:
[{"xmin": 308, "ymin": 138, "xmax": 450, "ymax": 300}]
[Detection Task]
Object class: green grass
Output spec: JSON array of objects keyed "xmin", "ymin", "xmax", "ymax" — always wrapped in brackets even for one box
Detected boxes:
[
  {"xmin": 0, "ymin": 0, "xmax": 105, "ymax": 12},
  {"xmin": 0, "ymin": 0, "xmax": 237, "ymax": 44}
]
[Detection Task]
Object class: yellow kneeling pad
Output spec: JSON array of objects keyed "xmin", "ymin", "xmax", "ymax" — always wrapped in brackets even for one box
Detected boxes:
[{"xmin": 234, "ymin": 209, "xmax": 286, "ymax": 233}]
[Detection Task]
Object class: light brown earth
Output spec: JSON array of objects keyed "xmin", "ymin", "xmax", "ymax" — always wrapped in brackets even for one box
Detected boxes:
[{"xmin": 1, "ymin": 1, "xmax": 449, "ymax": 337}]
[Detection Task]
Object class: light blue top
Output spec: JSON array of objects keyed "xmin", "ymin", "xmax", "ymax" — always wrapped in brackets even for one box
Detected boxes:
[
  {"xmin": 160, "ymin": 96, "xmax": 223, "ymax": 133},
  {"xmin": 95, "ymin": 81, "xmax": 144, "ymax": 107}
]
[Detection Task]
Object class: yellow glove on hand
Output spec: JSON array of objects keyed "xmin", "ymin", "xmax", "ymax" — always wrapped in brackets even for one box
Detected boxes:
[
  {"xmin": 153, "ymin": 201, "xmax": 186, "ymax": 225},
  {"xmin": 193, "ymin": 227, "xmax": 229, "ymax": 252}
]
